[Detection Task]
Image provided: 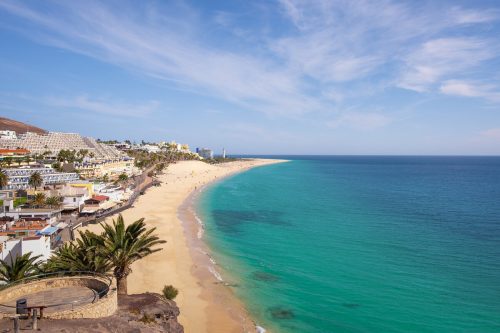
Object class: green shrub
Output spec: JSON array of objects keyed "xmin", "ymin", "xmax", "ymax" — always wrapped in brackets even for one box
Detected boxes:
[{"xmin": 162, "ymin": 285, "xmax": 178, "ymax": 300}]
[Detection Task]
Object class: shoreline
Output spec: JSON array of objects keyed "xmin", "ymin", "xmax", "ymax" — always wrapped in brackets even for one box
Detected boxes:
[{"xmin": 80, "ymin": 158, "xmax": 287, "ymax": 332}]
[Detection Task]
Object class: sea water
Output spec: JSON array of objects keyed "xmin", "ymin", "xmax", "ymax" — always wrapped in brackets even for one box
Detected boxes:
[{"xmin": 196, "ymin": 156, "xmax": 500, "ymax": 333}]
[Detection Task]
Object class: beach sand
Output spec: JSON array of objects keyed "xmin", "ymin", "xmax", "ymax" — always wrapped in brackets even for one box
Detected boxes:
[{"xmin": 81, "ymin": 159, "xmax": 286, "ymax": 333}]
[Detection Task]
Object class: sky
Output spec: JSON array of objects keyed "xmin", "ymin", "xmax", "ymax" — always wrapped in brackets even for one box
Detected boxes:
[{"xmin": 0, "ymin": 0, "xmax": 500, "ymax": 155}]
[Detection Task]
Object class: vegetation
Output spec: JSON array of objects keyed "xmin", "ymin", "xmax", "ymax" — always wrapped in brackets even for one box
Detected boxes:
[
  {"xmin": 45, "ymin": 196, "xmax": 62, "ymax": 208},
  {"xmin": 0, "ymin": 168, "xmax": 7, "ymax": 189},
  {"xmin": 29, "ymin": 171, "xmax": 43, "ymax": 189},
  {"xmin": 45, "ymin": 230, "xmax": 112, "ymax": 273},
  {"xmin": 14, "ymin": 197, "xmax": 27, "ymax": 208},
  {"xmin": 162, "ymin": 285, "xmax": 178, "ymax": 300},
  {"xmin": 56, "ymin": 149, "xmax": 89, "ymax": 164},
  {"xmin": 46, "ymin": 214, "xmax": 165, "ymax": 295},
  {"xmin": 100, "ymin": 215, "xmax": 166, "ymax": 295},
  {"xmin": 118, "ymin": 173, "xmax": 128, "ymax": 182},
  {"xmin": 32, "ymin": 192, "xmax": 47, "ymax": 208},
  {"xmin": 203, "ymin": 157, "xmax": 241, "ymax": 164},
  {"xmin": 127, "ymin": 149, "xmax": 199, "ymax": 171},
  {"xmin": 52, "ymin": 162, "xmax": 63, "ymax": 172},
  {"xmin": 0, "ymin": 252, "xmax": 42, "ymax": 283}
]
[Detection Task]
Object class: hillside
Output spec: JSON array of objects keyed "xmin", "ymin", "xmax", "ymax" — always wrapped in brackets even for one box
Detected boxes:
[{"xmin": 0, "ymin": 117, "xmax": 47, "ymax": 135}]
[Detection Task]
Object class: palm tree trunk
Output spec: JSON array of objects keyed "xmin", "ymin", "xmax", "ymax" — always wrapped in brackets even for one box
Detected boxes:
[{"xmin": 116, "ymin": 275, "xmax": 128, "ymax": 295}]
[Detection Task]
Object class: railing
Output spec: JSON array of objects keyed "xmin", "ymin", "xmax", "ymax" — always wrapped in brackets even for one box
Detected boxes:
[{"xmin": 0, "ymin": 271, "xmax": 113, "ymax": 312}]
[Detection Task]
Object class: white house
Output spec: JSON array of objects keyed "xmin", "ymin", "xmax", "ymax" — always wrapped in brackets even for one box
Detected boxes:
[{"xmin": 0, "ymin": 235, "xmax": 51, "ymax": 263}]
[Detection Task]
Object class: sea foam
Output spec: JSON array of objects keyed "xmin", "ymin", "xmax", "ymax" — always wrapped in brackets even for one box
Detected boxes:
[{"xmin": 256, "ymin": 325, "xmax": 267, "ymax": 333}]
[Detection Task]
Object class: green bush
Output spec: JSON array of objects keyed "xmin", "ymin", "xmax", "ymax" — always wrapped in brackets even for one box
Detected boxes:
[{"xmin": 162, "ymin": 285, "xmax": 178, "ymax": 300}]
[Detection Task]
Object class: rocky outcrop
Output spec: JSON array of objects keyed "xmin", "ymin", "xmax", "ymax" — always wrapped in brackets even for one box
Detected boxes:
[{"xmin": 0, "ymin": 293, "xmax": 184, "ymax": 333}]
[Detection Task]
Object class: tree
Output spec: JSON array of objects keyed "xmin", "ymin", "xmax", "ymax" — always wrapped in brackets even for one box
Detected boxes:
[
  {"xmin": 99, "ymin": 214, "xmax": 166, "ymax": 295},
  {"xmin": 118, "ymin": 173, "xmax": 128, "ymax": 182},
  {"xmin": 52, "ymin": 162, "xmax": 63, "ymax": 172},
  {"xmin": 0, "ymin": 169, "xmax": 8, "ymax": 189},
  {"xmin": 45, "ymin": 231, "xmax": 111, "ymax": 274},
  {"xmin": 4, "ymin": 157, "xmax": 13, "ymax": 167},
  {"xmin": 29, "ymin": 171, "xmax": 43, "ymax": 190},
  {"xmin": 0, "ymin": 252, "xmax": 42, "ymax": 283},
  {"xmin": 45, "ymin": 196, "xmax": 62, "ymax": 209},
  {"xmin": 33, "ymin": 192, "xmax": 47, "ymax": 208},
  {"xmin": 155, "ymin": 163, "xmax": 166, "ymax": 174}
]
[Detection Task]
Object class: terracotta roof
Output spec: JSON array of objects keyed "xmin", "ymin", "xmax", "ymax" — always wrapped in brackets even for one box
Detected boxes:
[
  {"xmin": 92, "ymin": 195, "xmax": 109, "ymax": 201},
  {"xmin": 0, "ymin": 148, "xmax": 30, "ymax": 155}
]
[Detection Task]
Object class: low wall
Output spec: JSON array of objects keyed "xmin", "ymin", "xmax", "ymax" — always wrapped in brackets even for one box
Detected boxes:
[{"xmin": 0, "ymin": 275, "xmax": 117, "ymax": 319}]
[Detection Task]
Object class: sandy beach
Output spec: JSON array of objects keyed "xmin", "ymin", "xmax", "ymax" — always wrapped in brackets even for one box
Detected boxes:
[{"xmin": 82, "ymin": 158, "xmax": 287, "ymax": 333}]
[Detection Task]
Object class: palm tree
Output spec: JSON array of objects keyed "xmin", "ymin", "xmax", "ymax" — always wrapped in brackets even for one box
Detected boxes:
[
  {"xmin": 45, "ymin": 196, "xmax": 62, "ymax": 209},
  {"xmin": 45, "ymin": 231, "xmax": 111, "ymax": 274},
  {"xmin": 99, "ymin": 214, "xmax": 166, "ymax": 294},
  {"xmin": 118, "ymin": 173, "xmax": 128, "ymax": 182},
  {"xmin": 0, "ymin": 169, "xmax": 8, "ymax": 189},
  {"xmin": 4, "ymin": 157, "xmax": 13, "ymax": 167},
  {"xmin": 0, "ymin": 252, "xmax": 42, "ymax": 283},
  {"xmin": 33, "ymin": 192, "xmax": 47, "ymax": 208},
  {"xmin": 29, "ymin": 171, "xmax": 43, "ymax": 190}
]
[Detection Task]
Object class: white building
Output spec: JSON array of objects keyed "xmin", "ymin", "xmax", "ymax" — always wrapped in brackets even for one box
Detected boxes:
[
  {"xmin": 2, "ymin": 202, "xmax": 62, "ymax": 225},
  {"xmin": 0, "ymin": 130, "xmax": 17, "ymax": 140},
  {"xmin": 3, "ymin": 167, "xmax": 80, "ymax": 190},
  {"xmin": 196, "ymin": 148, "xmax": 213, "ymax": 159},
  {"xmin": 141, "ymin": 144, "xmax": 161, "ymax": 153},
  {"xmin": 0, "ymin": 131, "xmax": 124, "ymax": 159},
  {"xmin": 0, "ymin": 235, "xmax": 51, "ymax": 262}
]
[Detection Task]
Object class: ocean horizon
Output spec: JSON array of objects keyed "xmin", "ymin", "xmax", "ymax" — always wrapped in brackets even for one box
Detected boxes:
[{"xmin": 197, "ymin": 156, "xmax": 500, "ymax": 333}]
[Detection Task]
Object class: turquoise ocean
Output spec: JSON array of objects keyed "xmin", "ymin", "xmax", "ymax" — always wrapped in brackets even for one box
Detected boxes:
[{"xmin": 196, "ymin": 156, "xmax": 500, "ymax": 333}]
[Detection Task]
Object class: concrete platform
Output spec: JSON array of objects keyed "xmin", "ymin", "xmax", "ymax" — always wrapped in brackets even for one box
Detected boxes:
[{"xmin": 0, "ymin": 286, "xmax": 96, "ymax": 314}]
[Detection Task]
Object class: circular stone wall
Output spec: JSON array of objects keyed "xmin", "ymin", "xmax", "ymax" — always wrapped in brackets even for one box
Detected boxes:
[{"xmin": 0, "ymin": 275, "xmax": 117, "ymax": 319}]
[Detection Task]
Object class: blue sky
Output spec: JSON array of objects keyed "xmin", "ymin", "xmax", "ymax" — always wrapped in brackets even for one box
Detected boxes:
[{"xmin": 1, "ymin": 0, "xmax": 499, "ymax": 155}]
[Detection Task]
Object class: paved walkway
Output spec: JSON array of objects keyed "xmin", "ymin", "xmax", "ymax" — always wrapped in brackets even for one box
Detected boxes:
[{"xmin": 0, "ymin": 286, "xmax": 96, "ymax": 314}]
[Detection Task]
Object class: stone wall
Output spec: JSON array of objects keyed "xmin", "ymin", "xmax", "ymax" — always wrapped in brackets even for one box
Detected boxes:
[{"xmin": 0, "ymin": 275, "xmax": 117, "ymax": 319}]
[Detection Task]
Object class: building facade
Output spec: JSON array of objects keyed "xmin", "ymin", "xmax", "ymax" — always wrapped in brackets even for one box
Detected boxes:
[{"xmin": 2, "ymin": 167, "xmax": 80, "ymax": 190}]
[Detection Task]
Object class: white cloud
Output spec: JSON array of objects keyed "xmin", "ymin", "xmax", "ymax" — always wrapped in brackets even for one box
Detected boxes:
[
  {"xmin": 0, "ymin": 0, "xmax": 499, "ymax": 122},
  {"xmin": 398, "ymin": 38, "xmax": 496, "ymax": 92},
  {"xmin": 440, "ymin": 80, "xmax": 500, "ymax": 101}
]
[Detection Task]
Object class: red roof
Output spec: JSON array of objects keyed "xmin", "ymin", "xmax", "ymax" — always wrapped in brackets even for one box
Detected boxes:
[
  {"xmin": 92, "ymin": 195, "xmax": 109, "ymax": 202},
  {"xmin": 0, "ymin": 148, "xmax": 30, "ymax": 155}
]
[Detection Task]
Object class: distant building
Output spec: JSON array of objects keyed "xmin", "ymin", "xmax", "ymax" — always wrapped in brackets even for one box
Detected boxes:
[
  {"xmin": 2, "ymin": 167, "xmax": 80, "ymax": 190},
  {"xmin": 76, "ymin": 158, "xmax": 137, "ymax": 180},
  {"xmin": 0, "ymin": 130, "xmax": 17, "ymax": 140},
  {"xmin": 0, "ymin": 131, "xmax": 124, "ymax": 159},
  {"xmin": 222, "ymin": 148, "xmax": 226, "ymax": 159},
  {"xmin": 0, "ymin": 148, "xmax": 30, "ymax": 159},
  {"xmin": 196, "ymin": 148, "xmax": 213, "ymax": 159},
  {"xmin": 141, "ymin": 144, "xmax": 161, "ymax": 153}
]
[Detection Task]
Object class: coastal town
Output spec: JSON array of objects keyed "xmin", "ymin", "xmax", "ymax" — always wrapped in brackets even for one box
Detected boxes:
[{"xmin": 0, "ymin": 118, "xmax": 217, "ymax": 266}]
